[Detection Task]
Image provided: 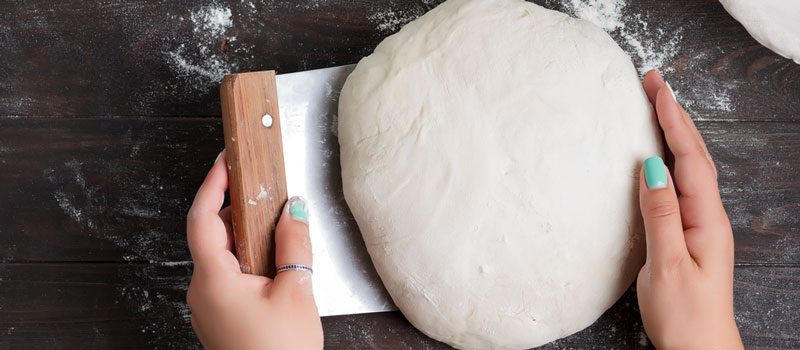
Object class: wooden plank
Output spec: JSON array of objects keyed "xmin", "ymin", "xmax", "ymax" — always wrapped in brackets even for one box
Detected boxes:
[
  {"xmin": 0, "ymin": 263, "xmax": 196, "ymax": 349},
  {"xmin": 0, "ymin": 117, "xmax": 797, "ymax": 266},
  {"xmin": 1, "ymin": 0, "xmax": 798, "ymax": 120},
  {"xmin": 699, "ymin": 122, "xmax": 800, "ymax": 266},
  {"xmin": 0, "ymin": 117, "xmax": 224, "ymax": 263},
  {"xmin": 0, "ymin": 0, "xmax": 427, "ymax": 117},
  {"xmin": 732, "ymin": 267, "xmax": 800, "ymax": 349},
  {"xmin": 0, "ymin": 263, "xmax": 796, "ymax": 348},
  {"xmin": 618, "ymin": 0, "xmax": 800, "ymax": 122}
]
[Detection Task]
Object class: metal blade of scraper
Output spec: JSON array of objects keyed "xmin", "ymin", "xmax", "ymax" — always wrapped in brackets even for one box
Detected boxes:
[{"xmin": 273, "ymin": 64, "xmax": 395, "ymax": 316}]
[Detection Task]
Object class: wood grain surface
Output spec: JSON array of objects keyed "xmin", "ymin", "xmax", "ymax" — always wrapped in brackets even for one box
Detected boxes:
[{"xmin": 1, "ymin": 0, "xmax": 798, "ymax": 348}]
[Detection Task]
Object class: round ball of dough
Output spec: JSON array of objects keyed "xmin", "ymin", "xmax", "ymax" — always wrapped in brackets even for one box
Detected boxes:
[{"xmin": 338, "ymin": 0, "xmax": 661, "ymax": 348}]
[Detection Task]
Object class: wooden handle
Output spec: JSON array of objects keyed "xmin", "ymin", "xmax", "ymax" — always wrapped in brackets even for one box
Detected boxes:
[{"xmin": 220, "ymin": 71, "xmax": 287, "ymax": 277}]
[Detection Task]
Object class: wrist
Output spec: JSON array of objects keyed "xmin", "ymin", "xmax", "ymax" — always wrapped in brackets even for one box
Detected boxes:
[
  {"xmin": 652, "ymin": 321, "xmax": 743, "ymax": 350},
  {"xmin": 685, "ymin": 324, "xmax": 743, "ymax": 350}
]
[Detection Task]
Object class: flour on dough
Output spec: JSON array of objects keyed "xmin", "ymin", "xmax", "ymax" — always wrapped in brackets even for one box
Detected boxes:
[
  {"xmin": 338, "ymin": 0, "xmax": 662, "ymax": 348},
  {"xmin": 720, "ymin": 0, "xmax": 800, "ymax": 64}
]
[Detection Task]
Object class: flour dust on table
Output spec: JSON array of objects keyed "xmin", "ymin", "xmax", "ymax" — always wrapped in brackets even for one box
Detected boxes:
[
  {"xmin": 165, "ymin": 4, "xmax": 240, "ymax": 90},
  {"xmin": 338, "ymin": 0, "xmax": 663, "ymax": 348},
  {"xmin": 558, "ymin": 0, "xmax": 684, "ymax": 75}
]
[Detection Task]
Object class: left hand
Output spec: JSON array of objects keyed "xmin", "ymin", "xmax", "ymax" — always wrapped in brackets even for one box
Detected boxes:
[{"xmin": 185, "ymin": 151, "xmax": 323, "ymax": 350}]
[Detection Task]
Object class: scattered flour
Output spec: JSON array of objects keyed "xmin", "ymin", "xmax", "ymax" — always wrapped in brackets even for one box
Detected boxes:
[
  {"xmin": 638, "ymin": 331, "xmax": 649, "ymax": 346},
  {"xmin": 165, "ymin": 4, "xmax": 240, "ymax": 89},
  {"xmin": 49, "ymin": 160, "xmax": 99, "ymax": 230},
  {"xmin": 242, "ymin": 1, "xmax": 257, "ymax": 11},
  {"xmin": 670, "ymin": 52, "xmax": 737, "ymax": 115},
  {"xmin": 190, "ymin": 6, "xmax": 232, "ymax": 37},
  {"xmin": 368, "ymin": 7, "xmax": 427, "ymax": 32},
  {"xmin": 560, "ymin": 0, "xmax": 683, "ymax": 74},
  {"xmin": 119, "ymin": 203, "xmax": 161, "ymax": 219},
  {"xmin": 45, "ymin": 156, "xmax": 189, "ymax": 264},
  {"xmin": 292, "ymin": 0, "xmax": 335, "ymax": 10},
  {"xmin": 559, "ymin": 0, "xmax": 739, "ymax": 113},
  {"xmin": 154, "ymin": 260, "xmax": 193, "ymax": 267},
  {"xmin": 256, "ymin": 185, "xmax": 270, "ymax": 201},
  {"xmin": 53, "ymin": 190, "xmax": 96, "ymax": 229},
  {"xmin": 167, "ymin": 47, "xmax": 231, "ymax": 84},
  {"xmin": 568, "ymin": 0, "xmax": 625, "ymax": 31},
  {"xmin": 116, "ymin": 283, "xmax": 194, "ymax": 347},
  {"xmin": 113, "ymin": 230, "xmax": 182, "ymax": 263},
  {"xmin": 732, "ymin": 267, "xmax": 799, "ymax": 340}
]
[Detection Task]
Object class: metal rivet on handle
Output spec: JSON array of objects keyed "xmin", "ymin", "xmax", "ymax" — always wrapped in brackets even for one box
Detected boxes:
[{"xmin": 262, "ymin": 113, "xmax": 273, "ymax": 128}]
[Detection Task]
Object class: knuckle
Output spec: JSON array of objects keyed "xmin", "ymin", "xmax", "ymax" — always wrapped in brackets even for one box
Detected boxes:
[
  {"xmin": 186, "ymin": 208, "xmax": 200, "ymax": 222},
  {"xmin": 719, "ymin": 227, "xmax": 735, "ymax": 254},
  {"xmin": 651, "ymin": 254, "xmax": 688, "ymax": 281},
  {"xmin": 693, "ymin": 141, "xmax": 706, "ymax": 156},
  {"xmin": 646, "ymin": 201, "xmax": 680, "ymax": 219},
  {"xmin": 185, "ymin": 287, "xmax": 196, "ymax": 308},
  {"xmin": 709, "ymin": 158, "xmax": 719, "ymax": 179},
  {"xmin": 636, "ymin": 268, "xmax": 648, "ymax": 286}
]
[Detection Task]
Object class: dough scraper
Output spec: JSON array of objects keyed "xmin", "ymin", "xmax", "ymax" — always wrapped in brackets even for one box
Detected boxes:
[{"xmin": 219, "ymin": 65, "xmax": 396, "ymax": 316}]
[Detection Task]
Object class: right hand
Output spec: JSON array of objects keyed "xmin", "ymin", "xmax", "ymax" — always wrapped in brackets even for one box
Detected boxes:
[{"xmin": 635, "ymin": 71, "xmax": 743, "ymax": 349}]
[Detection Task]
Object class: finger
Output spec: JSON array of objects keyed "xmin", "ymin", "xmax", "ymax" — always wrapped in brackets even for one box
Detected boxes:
[
  {"xmin": 673, "ymin": 96, "xmax": 718, "ymax": 178},
  {"xmin": 188, "ymin": 150, "xmax": 228, "ymax": 218},
  {"xmin": 641, "ymin": 70, "xmax": 673, "ymax": 166},
  {"xmin": 655, "ymin": 87, "xmax": 728, "ymax": 232},
  {"xmin": 271, "ymin": 196, "xmax": 315, "ymax": 300},
  {"xmin": 650, "ymin": 79, "xmax": 717, "ymax": 177},
  {"xmin": 667, "ymin": 100, "xmax": 730, "ymax": 267},
  {"xmin": 639, "ymin": 156, "xmax": 690, "ymax": 268},
  {"xmin": 642, "ymin": 69, "xmax": 666, "ymax": 105},
  {"xmin": 645, "ymin": 78, "xmax": 716, "ymax": 178},
  {"xmin": 187, "ymin": 150, "xmax": 239, "ymax": 272},
  {"xmin": 219, "ymin": 206, "xmax": 235, "ymax": 253}
]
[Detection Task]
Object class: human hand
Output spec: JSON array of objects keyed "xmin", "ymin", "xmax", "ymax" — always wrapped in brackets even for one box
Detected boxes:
[
  {"xmin": 186, "ymin": 151, "xmax": 323, "ymax": 350},
  {"xmin": 636, "ymin": 71, "xmax": 743, "ymax": 349}
]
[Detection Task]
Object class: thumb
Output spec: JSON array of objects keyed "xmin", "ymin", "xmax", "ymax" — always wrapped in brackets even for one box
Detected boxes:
[
  {"xmin": 271, "ymin": 196, "xmax": 315, "ymax": 301},
  {"xmin": 639, "ymin": 156, "xmax": 690, "ymax": 268}
]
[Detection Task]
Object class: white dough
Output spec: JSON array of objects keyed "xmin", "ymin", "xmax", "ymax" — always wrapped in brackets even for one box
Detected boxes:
[
  {"xmin": 338, "ymin": 0, "xmax": 662, "ymax": 348},
  {"xmin": 720, "ymin": 0, "xmax": 800, "ymax": 64}
]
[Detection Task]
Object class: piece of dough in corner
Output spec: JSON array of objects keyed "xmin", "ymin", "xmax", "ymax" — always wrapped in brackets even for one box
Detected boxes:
[
  {"xmin": 720, "ymin": 0, "xmax": 800, "ymax": 64},
  {"xmin": 338, "ymin": 0, "xmax": 662, "ymax": 348}
]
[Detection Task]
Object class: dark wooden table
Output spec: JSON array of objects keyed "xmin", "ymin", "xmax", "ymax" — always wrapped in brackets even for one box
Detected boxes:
[{"xmin": 1, "ymin": 0, "xmax": 798, "ymax": 349}]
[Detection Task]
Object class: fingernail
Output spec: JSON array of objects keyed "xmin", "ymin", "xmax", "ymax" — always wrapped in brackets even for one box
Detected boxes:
[
  {"xmin": 665, "ymin": 82, "xmax": 678, "ymax": 103},
  {"xmin": 214, "ymin": 150, "xmax": 225, "ymax": 164},
  {"xmin": 287, "ymin": 196, "xmax": 309, "ymax": 223},
  {"xmin": 643, "ymin": 156, "xmax": 668, "ymax": 189}
]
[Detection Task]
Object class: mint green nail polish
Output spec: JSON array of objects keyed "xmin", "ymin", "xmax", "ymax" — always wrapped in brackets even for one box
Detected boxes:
[
  {"xmin": 288, "ymin": 197, "xmax": 309, "ymax": 223},
  {"xmin": 644, "ymin": 156, "xmax": 668, "ymax": 189}
]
